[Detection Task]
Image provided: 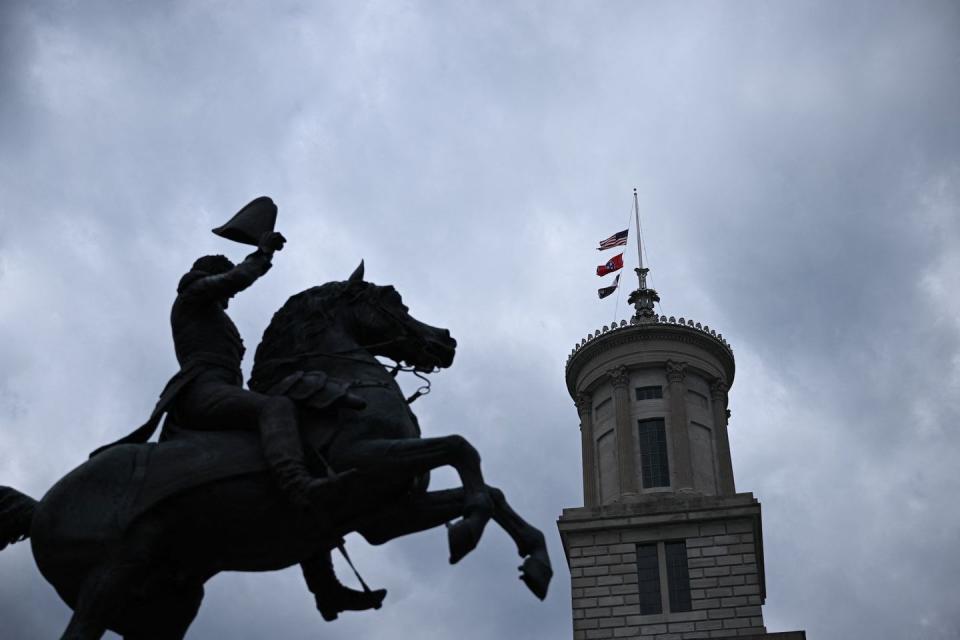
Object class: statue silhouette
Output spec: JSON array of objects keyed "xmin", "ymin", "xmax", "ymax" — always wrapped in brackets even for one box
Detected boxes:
[{"xmin": 0, "ymin": 199, "xmax": 551, "ymax": 640}]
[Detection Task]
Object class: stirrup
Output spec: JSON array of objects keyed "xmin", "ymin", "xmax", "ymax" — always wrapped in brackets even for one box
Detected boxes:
[{"xmin": 316, "ymin": 541, "xmax": 386, "ymax": 621}]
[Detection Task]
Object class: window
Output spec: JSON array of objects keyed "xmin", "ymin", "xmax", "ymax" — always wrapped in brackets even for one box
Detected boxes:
[
  {"xmin": 638, "ymin": 419, "xmax": 670, "ymax": 488},
  {"xmin": 635, "ymin": 385, "xmax": 663, "ymax": 401},
  {"xmin": 665, "ymin": 541, "xmax": 692, "ymax": 612},
  {"xmin": 635, "ymin": 541, "xmax": 692, "ymax": 616},
  {"xmin": 636, "ymin": 544, "xmax": 662, "ymax": 615}
]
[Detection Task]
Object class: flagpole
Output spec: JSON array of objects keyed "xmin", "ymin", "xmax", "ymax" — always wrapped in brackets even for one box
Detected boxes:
[
  {"xmin": 633, "ymin": 188, "xmax": 644, "ymax": 288},
  {"xmin": 626, "ymin": 187, "xmax": 660, "ymax": 322}
]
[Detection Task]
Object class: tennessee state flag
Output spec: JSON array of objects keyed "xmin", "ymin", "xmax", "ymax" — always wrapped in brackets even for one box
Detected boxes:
[{"xmin": 596, "ymin": 253, "xmax": 624, "ymax": 276}]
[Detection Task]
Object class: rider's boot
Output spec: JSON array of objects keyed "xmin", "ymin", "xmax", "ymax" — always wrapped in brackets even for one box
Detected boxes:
[
  {"xmin": 316, "ymin": 583, "xmax": 387, "ymax": 622},
  {"xmin": 259, "ymin": 397, "xmax": 350, "ymax": 512},
  {"xmin": 302, "ymin": 550, "xmax": 387, "ymax": 622}
]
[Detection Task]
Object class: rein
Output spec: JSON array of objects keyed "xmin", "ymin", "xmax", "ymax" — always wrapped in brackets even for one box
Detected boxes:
[{"xmin": 258, "ymin": 342, "xmax": 435, "ymax": 405}]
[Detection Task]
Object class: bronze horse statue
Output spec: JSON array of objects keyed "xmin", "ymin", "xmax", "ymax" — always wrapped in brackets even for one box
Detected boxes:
[{"xmin": 0, "ymin": 263, "xmax": 552, "ymax": 639}]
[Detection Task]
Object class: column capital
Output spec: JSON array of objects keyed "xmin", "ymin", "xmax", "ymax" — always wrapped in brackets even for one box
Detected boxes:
[
  {"xmin": 575, "ymin": 393, "xmax": 592, "ymax": 416},
  {"xmin": 608, "ymin": 366, "xmax": 630, "ymax": 389},
  {"xmin": 665, "ymin": 360, "xmax": 687, "ymax": 383},
  {"xmin": 710, "ymin": 379, "xmax": 729, "ymax": 400}
]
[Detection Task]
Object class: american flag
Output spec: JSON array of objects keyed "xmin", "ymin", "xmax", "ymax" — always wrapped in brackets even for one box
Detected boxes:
[{"xmin": 597, "ymin": 229, "xmax": 628, "ymax": 250}]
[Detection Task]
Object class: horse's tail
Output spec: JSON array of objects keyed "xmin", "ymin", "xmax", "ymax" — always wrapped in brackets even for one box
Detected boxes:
[{"xmin": 0, "ymin": 486, "xmax": 37, "ymax": 551}]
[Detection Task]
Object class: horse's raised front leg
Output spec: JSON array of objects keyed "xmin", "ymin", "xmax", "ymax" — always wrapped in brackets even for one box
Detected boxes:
[
  {"xmin": 355, "ymin": 487, "xmax": 465, "ymax": 545},
  {"xmin": 355, "ymin": 486, "xmax": 552, "ymax": 600},
  {"xmin": 329, "ymin": 436, "xmax": 493, "ymax": 563},
  {"xmin": 487, "ymin": 487, "xmax": 552, "ymax": 600}
]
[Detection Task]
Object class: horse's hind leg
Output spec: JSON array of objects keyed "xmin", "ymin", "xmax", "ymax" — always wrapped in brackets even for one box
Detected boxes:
[
  {"xmin": 62, "ymin": 599, "xmax": 107, "ymax": 640},
  {"xmin": 331, "ymin": 436, "xmax": 493, "ymax": 563},
  {"xmin": 65, "ymin": 566, "xmax": 203, "ymax": 640},
  {"xmin": 61, "ymin": 562, "xmax": 139, "ymax": 640},
  {"xmin": 120, "ymin": 581, "xmax": 204, "ymax": 640},
  {"xmin": 61, "ymin": 515, "xmax": 169, "ymax": 639}
]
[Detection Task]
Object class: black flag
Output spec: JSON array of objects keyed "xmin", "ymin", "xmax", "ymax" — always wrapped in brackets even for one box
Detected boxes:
[{"xmin": 598, "ymin": 273, "xmax": 620, "ymax": 299}]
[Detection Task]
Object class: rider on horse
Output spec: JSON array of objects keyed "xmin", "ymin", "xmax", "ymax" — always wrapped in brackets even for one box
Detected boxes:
[{"xmin": 92, "ymin": 197, "xmax": 385, "ymax": 620}]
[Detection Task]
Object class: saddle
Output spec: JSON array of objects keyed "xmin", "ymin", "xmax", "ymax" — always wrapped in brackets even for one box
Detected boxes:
[
  {"xmin": 87, "ymin": 369, "xmax": 352, "ymax": 531},
  {"xmin": 116, "ymin": 427, "xmax": 268, "ymax": 531}
]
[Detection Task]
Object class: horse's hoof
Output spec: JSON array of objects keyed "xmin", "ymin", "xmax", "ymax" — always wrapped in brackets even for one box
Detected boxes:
[
  {"xmin": 447, "ymin": 518, "xmax": 482, "ymax": 564},
  {"xmin": 519, "ymin": 554, "xmax": 552, "ymax": 600}
]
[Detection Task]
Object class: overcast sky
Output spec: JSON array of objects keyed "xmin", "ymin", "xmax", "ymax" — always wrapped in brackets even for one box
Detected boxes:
[{"xmin": 1, "ymin": 1, "xmax": 958, "ymax": 639}]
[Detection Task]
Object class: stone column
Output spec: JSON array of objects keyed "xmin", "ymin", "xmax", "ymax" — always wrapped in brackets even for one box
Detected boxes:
[
  {"xmin": 666, "ymin": 360, "xmax": 694, "ymax": 492},
  {"xmin": 576, "ymin": 394, "xmax": 599, "ymax": 507},
  {"xmin": 609, "ymin": 366, "xmax": 638, "ymax": 496},
  {"xmin": 710, "ymin": 380, "xmax": 737, "ymax": 495}
]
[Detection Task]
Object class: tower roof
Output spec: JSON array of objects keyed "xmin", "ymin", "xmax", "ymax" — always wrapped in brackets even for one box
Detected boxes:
[{"xmin": 565, "ymin": 314, "xmax": 735, "ymax": 399}]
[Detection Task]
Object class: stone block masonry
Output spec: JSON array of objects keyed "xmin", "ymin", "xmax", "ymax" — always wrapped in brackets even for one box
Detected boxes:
[{"xmin": 559, "ymin": 494, "xmax": 781, "ymax": 640}]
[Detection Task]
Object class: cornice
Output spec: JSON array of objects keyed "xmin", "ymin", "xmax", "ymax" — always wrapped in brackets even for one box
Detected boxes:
[{"xmin": 565, "ymin": 319, "xmax": 735, "ymax": 398}]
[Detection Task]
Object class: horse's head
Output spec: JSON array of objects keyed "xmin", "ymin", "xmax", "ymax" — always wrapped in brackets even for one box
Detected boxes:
[
  {"xmin": 340, "ymin": 261, "xmax": 457, "ymax": 370},
  {"xmin": 250, "ymin": 262, "xmax": 457, "ymax": 391}
]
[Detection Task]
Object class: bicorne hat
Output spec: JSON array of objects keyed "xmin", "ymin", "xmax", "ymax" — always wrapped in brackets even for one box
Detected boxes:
[{"xmin": 212, "ymin": 196, "xmax": 278, "ymax": 246}]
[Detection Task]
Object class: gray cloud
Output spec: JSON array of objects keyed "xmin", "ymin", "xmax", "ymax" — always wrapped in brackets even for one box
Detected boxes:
[{"xmin": 1, "ymin": 1, "xmax": 958, "ymax": 639}]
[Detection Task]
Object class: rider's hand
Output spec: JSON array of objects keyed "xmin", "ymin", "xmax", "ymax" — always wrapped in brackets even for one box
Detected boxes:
[{"xmin": 259, "ymin": 231, "xmax": 287, "ymax": 254}]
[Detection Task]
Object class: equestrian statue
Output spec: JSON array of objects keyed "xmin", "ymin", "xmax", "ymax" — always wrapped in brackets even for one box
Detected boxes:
[{"xmin": 0, "ymin": 197, "xmax": 552, "ymax": 640}]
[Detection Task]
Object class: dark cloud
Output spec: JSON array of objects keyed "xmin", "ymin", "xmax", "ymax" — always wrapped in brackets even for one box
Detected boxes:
[{"xmin": 1, "ymin": 1, "xmax": 958, "ymax": 639}]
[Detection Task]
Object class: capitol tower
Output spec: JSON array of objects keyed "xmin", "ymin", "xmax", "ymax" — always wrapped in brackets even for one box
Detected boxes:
[{"xmin": 558, "ymin": 199, "xmax": 806, "ymax": 640}]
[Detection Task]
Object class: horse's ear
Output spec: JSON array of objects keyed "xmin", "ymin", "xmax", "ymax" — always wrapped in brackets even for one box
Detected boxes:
[{"xmin": 348, "ymin": 260, "xmax": 365, "ymax": 283}]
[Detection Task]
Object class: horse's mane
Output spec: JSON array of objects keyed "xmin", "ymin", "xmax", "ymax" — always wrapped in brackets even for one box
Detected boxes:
[{"xmin": 250, "ymin": 280, "xmax": 358, "ymax": 391}]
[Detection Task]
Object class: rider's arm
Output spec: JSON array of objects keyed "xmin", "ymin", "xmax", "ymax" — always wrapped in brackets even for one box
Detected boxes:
[
  {"xmin": 180, "ymin": 250, "xmax": 273, "ymax": 303},
  {"xmin": 181, "ymin": 232, "xmax": 286, "ymax": 304}
]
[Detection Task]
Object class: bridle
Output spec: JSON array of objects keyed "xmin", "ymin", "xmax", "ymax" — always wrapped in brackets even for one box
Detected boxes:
[
  {"xmin": 257, "ymin": 286, "xmax": 442, "ymax": 404},
  {"xmin": 341, "ymin": 290, "xmax": 440, "ymax": 403}
]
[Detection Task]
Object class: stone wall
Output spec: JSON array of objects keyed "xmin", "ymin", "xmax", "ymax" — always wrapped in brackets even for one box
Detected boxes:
[{"xmin": 560, "ymin": 496, "xmax": 768, "ymax": 640}]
